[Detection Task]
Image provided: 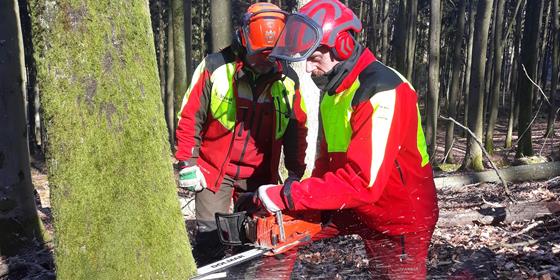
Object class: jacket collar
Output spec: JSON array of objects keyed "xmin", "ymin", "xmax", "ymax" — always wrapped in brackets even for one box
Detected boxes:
[{"xmin": 333, "ymin": 48, "xmax": 377, "ymax": 94}]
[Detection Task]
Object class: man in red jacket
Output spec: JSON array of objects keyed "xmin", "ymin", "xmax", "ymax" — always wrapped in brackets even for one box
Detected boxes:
[
  {"xmin": 257, "ymin": 0, "xmax": 439, "ymax": 278},
  {"xmin": 175, "ymin": 3, "xmax": 307, "ymax": 266}
]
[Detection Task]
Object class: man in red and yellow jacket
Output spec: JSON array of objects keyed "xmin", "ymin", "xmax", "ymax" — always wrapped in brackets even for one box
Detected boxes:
[
  {"xmin": 176, "ymin": 3, "xmax": 307, "ymax": 266},
  {"xmin": 258, "ymin": 0, "xmax": 438, "ymax": 278}
]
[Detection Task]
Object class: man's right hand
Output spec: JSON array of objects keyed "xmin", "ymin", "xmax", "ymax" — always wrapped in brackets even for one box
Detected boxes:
[{"xmin": 179, "ymin": 165, "xmax": 207, "ymax": 192}]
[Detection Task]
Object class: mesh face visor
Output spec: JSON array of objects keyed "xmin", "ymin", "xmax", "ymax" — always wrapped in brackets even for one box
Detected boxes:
[
  {"xmin": 242, "ymin": 10, "xmax": 288, "ymax": 55},
  {"xmin": 269, "ymin": 14, "xmax": 323, "ymax": 62}
]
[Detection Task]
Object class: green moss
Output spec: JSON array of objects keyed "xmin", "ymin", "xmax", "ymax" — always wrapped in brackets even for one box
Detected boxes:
[
  {"xmin": 437, "ymin": 163, "xmax": 461, "ymax": 173},
  {"xmin": 29, "ymin": 1, "xmax": 195, "ymax": 278}
]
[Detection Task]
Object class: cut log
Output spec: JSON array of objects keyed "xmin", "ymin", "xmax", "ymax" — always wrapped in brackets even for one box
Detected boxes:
[
  {"xmin": 438, "ymin": 201, "xmax": 560, "ymax": 227},
  {"xmin": 435, "ymin": 162, "xmax": 560, "ymax": 189}
]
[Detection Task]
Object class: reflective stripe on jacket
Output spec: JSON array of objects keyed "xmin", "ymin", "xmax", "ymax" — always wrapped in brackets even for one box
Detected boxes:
[
  {"xmin": 285, "ymin": 48, "xmax": 438, "ymax": 235},
  {"xmin": 175, "ymin": 47, "xmax": 307, "ymax": 191}
]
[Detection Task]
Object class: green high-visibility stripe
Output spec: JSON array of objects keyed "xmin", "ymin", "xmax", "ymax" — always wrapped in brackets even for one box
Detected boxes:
[
  {"xmin": 321, "ymin": 80, "xmax": 360, "ymax": 152},
  {"xmin": 416, "ymin": 106, "xmax": 430, "ymax": 166}
]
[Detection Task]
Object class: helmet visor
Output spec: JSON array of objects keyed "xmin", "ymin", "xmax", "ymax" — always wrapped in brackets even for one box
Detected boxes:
[
  {"xmin": 269, "ymin": 14, "xmax": 323, "ymax": 62},
  {"xmin": 242, "ymin": 10, "xmax": 287, "ymax": 55}
]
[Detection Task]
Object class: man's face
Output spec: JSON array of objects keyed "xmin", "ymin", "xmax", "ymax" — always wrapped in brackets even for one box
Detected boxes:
[
  {"xmin": 305, "ymin": 46, "xmax": 339, "ymax": 77},
  {"xmin": 245, "ymin": 50, "xmax": 274, "ymax": 74}
]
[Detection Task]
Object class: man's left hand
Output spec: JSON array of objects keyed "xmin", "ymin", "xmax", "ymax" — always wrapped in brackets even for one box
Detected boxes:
[{"xmin": 255, "ymin": 184, "xmax": 286, "ymax": 213}]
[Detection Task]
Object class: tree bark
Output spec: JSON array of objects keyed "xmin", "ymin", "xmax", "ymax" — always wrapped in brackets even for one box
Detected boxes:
[
  {"xmin": 462, "ymin": 1, "xmax": 476, "ymax": 138},
  {"xmin": 185, "ymin": 0, "xmax": 193, "ymax": 84},
  {"xmin": 435, "ymin": 161, "xmax": 560, "ymax": 189},
  {"xmin": 171, "ymin": 0, "xmax": 188, "ymax": 148},
  {"xmin": 444, "ymin": 0, "xmax": 467, "ymax": 164},
  {"xmin": 405, "ymin": 0, "xmax": 418, "ymax": 80},
  {"xmin": 426, "ymin": 0, "xmax": 442, "ymax": 157},
  {"xmin": 28, "ymin": 1, "xmax": 196, "ymax": 278},
  {"xmin": 463, "ymin": 0, "xmax": 493, "ymax": 171},
  {"xmin": 516, "ymin": 1, "xmax": 543, "ymax": 158},
  {"xmin": 166, "ymin": 3, "xmax": 176, "ymax": 148},
  {"xmin": 547, "ymin": 0, "xmax": 559, "ymax": 137},
  {"xmin": 438, "ymin": 201, "xmax": 560, "ymax": 227},
  {"xmin": 210, "ymin": 0, "xmax": 232, "ymax": 53},
  {"xmin": 0, "ymin": 0, "xmax": 46, "ymax": 256},
  {"xmin": 485, "ymin": 0, "xmax": 506, "ymax": 155}
]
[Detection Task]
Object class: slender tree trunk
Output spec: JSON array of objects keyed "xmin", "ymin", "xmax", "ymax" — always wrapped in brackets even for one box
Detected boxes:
[
  {"xmin": 506, "ymin": 11, "xmax": 524, "ymax": 148},
  {"xmin": 463, "ymin": 0, "xmax": 493, "ymax": 171},
  {"xmin": 426, "ymin": 0, "xmax": 441, "ymax": 157},
  {"xmin": 550, "ymin": 0, "xmax": 560, "ymax": 140},
  {"xmin": 166, "ymin": 3, "xmax": 176, "ymax": 148},
  {"xmin": 393, "ymin": 0, "xmax": 408, "ymax": 74},
  {"xmin": 156, "ymin": 0, "xmax": 167, "ymax": 102},
  {"xmin": 210, "ymin": 0, "xmax": 232, "ymax": 52},
  {"xmin": 463, "ymin": 1, "xmax": 476, "ymax": 138},
  {"xmin": 28, "ymin": 1, "xmax": 196, "ymax": 278},
  {"xmin": 406, "ymin": 0, "xmax": 418, "ymax": 80},
  {"xmin": 369, "ymin": 0, "xmax": 378, "ymax": 53},
  {"xmin": 185, "ymin": 0, "xmax": 193, "ymax": 83},
  {"xmin": 445, "ymin": 0, "xmax": 467, "ymax": 164},
  {"xmin": 485, "ymin": 0, "xmax": 506, "ymax": 155},
  {"xmin": 381, "ymin": 0, "xmax": 390, "ymax": 61},
  {"xmin": 0, "ymin": 0, "xmax": 46, "ymax": 256},
  {"xmin": 171, "ymin": 0, "xmax": 187, "ymax": 149},
  {"xmin": 516, "ymin": 1, "xmax": 543, "ymax": 158}
]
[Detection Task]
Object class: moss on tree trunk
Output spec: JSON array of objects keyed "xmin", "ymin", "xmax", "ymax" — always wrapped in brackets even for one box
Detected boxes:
[{"xmin": 28, "ymin": 1, "xmax": 196, "ymax": 278}]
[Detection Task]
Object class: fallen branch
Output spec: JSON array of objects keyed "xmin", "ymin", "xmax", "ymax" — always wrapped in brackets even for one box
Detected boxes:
[
  {"xmin": 509, "ymin": 220, "xmax": 544, "ymax": 239},
  {"xmin": 435, "ymin": 162, "xmax": 560, "ymax": 189},
  {"xmin": 437, "ymin": 201, "xmax": 560, "ymax": 227},
  {"xmin": 439, "ymin": 116, "xmax": 513, "ymax": 202}
]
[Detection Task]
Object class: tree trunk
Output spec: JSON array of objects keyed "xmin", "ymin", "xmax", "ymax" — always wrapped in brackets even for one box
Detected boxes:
[
  {"xmin": 405, "ymin": 0, "xmax": 418, "ymax": 80},
  {"xmin": 462, "ymin": 0, "xmax": 476, "ymax": 138},
  {"xmin": 171, "ymin": 0, "xmax": 187, "ymax": 148},
  {"xmin": 506, "ymin": 12, "xmax": 523, "ymax": 149},
  {"xmin": 381, "ymin": 0, "xmax": 390, "ymax": 61},
  {"xmin": 28, "ymin": 1, "xmax": 196, "ymax": 278},
  {"xmin": 547, "ymin": 0, "xmax": 559, "ymax": 137},
  {"xmin": 393, "ymin": 0, "xmax": 407, "ymax": 74},
  {"xmin": 185, "ymin": 0, "xmax": 193, "ymax": 84},
  {"xmin": 444, "ymin": 0, "xmax": 467, "ymax": 164},
  {"xmin": 463, "ymin": 0, "xmax": 493, "ymax": 171},
  {"xmin": 485, "ymin": 0, "xmax": 506, "ymax": 155},
  {"xmin": 426, "ymin": 0, "xmax": 441, "ymax": 158},
  {"xmin": 166, "ymin": 3, "xmax": 176, "ymax": 148},
  {"xmin": 516, "ymin": 1, "xmax": 543, "ymax": 158},
  {"xmin": 0, "ymin": 0, "xmax": 46, "ymax": 256},
  {"xmin": 210, "ymin": 0, "xmax": 232, "ymax": 53},
  {"xmin": 435, "ymin": 161, "xmax": 560, "ymax": 189},
  {"xmin": 438, "ymin": 201, "xmax": 560, "ymax": 227},
  {"xmin": 369, "ymin": 0, "xmax": 378, "ymax": 53}
]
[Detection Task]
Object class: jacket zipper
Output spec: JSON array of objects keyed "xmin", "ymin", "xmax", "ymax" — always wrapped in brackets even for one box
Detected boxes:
[{"xmin": 395, "ymin": 160, "xmax": 405, "ymax": 185}]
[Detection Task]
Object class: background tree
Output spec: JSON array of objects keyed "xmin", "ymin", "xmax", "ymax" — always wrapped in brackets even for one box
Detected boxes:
[
  {"xmin": 463, "ymin": 0, "xmax": 493, "ymax": 171},
  {"xmin": 0, "ymin": 0, "xmax": 46, "ymax": 256},
  {"xmin": 211, "ymin": 0, "xmax": 232, "ymax": 52},
  {"xmin": 28, "ymin": 1, "xmax": 196, "ymax": 278},
  {"xmin": 444, "ymin": 0, "xmax": 466, "ymax": 164},
  {"xmin": 426, "ymin": 0, "xmax": 442, "ymax": 157},
  {"xmin": 516, "ymin": 0, "xmax": 543, "ymax": 158}
]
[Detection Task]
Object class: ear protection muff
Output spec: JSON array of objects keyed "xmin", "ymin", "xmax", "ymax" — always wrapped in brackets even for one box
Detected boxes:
[
  {"xmin": 332, "ymin": 31, "xmax": 356, "ymax": 60},
  {"xmin": 231, "ymin": 29, "xmax": 246, "ymax": 57}
]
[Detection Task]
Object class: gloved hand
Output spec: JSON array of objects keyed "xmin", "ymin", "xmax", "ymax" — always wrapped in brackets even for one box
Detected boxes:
[
  {"xmin": 179, "ymin": 165, "xmax": 207, "ymax": 192},
  {"xmin": 255, "ymin": 184, "xmax": 286, "ymax": 213}
]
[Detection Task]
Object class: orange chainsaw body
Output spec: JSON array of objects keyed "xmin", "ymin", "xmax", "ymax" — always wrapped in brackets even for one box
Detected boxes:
[{"xmin": 248, "ymin": 211, "xmax": 323, "ymax": 255}]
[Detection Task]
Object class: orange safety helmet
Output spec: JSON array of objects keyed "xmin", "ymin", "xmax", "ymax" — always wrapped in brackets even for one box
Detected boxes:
[{"xmin": 239, "ymin": 3, "xmax": 287, "ymax": 55}]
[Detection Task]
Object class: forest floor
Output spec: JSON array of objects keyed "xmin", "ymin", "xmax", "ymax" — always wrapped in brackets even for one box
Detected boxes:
[{"xmin": 2, "ymin": 116, "xmax": 560, "ymax": 279}]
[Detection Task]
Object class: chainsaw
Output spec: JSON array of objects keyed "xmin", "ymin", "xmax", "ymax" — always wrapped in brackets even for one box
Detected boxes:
[{"xmin": 193, "ymin": 204, "xmax": 322, "ymax": 279}]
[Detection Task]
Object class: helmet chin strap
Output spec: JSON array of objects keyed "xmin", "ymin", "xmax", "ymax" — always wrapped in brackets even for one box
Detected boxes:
[{"xmin": 312, "ymin": 43, "xmax": 363, "ymax": 94}]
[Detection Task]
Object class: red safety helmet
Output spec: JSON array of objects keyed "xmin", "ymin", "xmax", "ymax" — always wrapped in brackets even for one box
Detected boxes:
[
  {"xmin": 239, "ymin": 3, "xmax": 288, "ymax": 55},
  {"xmin": 270, "ymin": 0, "xmax": 362, "ymax": 62}
]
